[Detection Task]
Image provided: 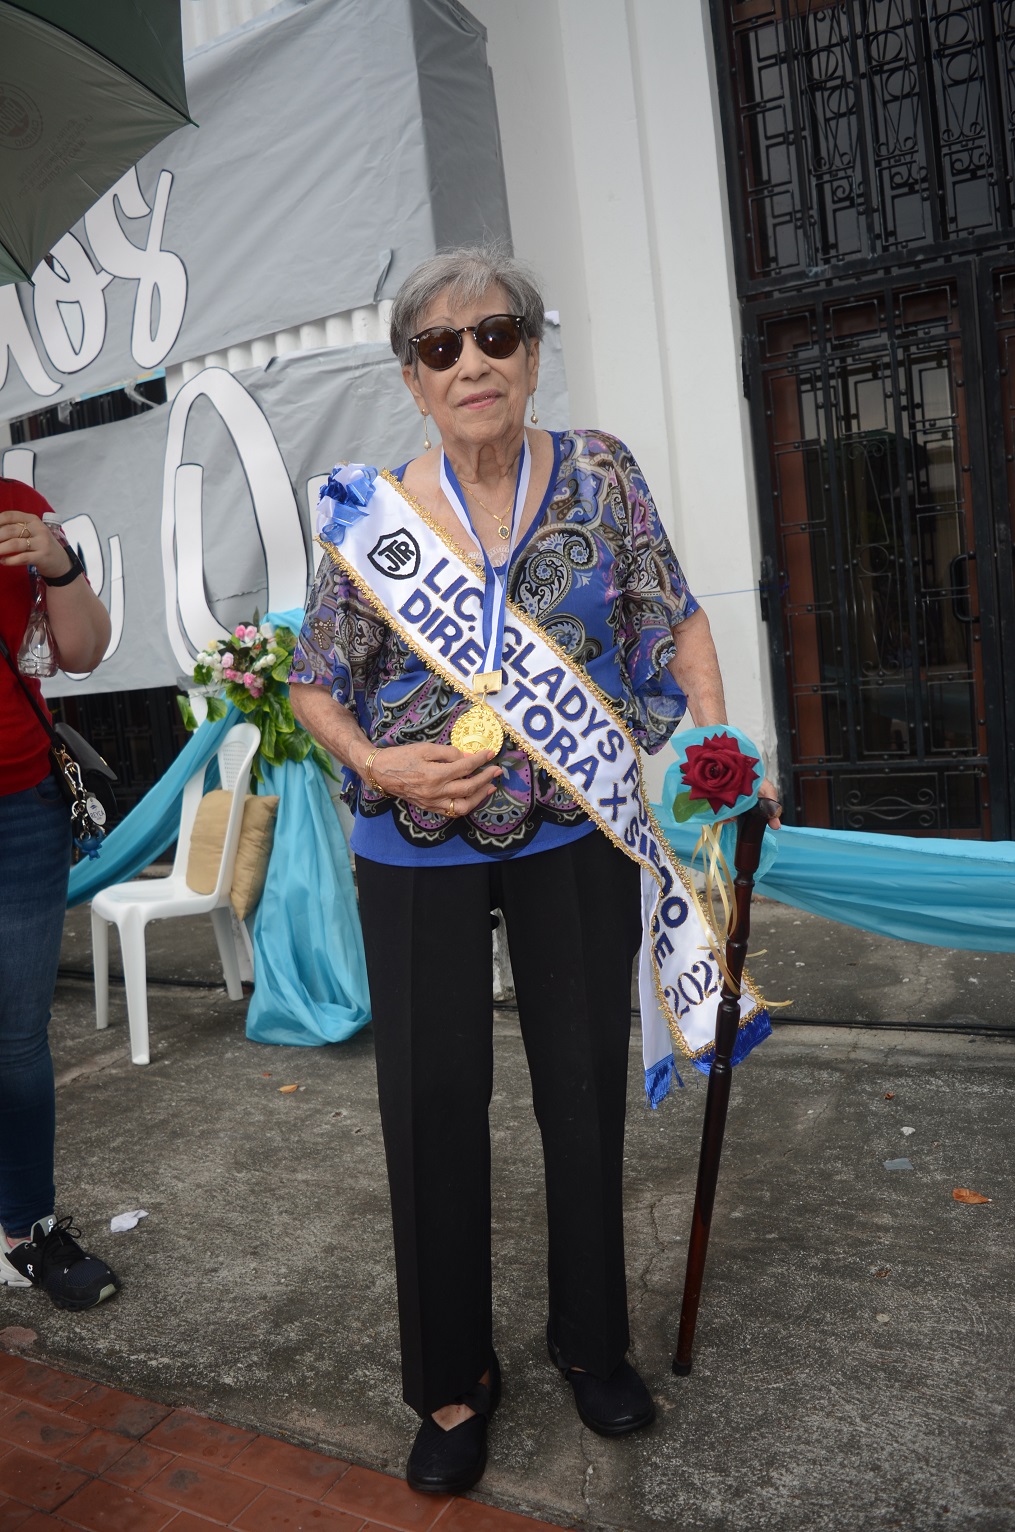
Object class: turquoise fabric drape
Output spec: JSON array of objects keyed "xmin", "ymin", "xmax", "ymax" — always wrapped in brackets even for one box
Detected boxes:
[
  {"xmin": 244, "ymin": 755, "xmax": 371, "ymax": 1045},
  {"xmin": 656, "ymin": 761, "xmax": 1015, "ymax": 953},
  {"xmin": 67, "ymin": 634, "xmax": 372, "ymax": 1045},
  {"xmin": 67, "ymin": 709, "xmax": 236, "ymax": 907}
]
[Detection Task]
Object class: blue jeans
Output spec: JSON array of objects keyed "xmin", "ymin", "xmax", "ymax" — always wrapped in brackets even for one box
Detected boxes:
[{"xmin": 0, "ymin": 774, "xmax": 71, "ymax": 1234}]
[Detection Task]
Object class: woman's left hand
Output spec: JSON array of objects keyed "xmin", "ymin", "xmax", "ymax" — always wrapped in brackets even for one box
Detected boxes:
[{"xmin": 0, "ymin": 509, "xmax": 74, "ymax": 580}]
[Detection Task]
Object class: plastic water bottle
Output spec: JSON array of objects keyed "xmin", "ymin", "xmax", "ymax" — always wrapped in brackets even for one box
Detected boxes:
[{"xmin": 17, "ymin": 574, "xmax": 58, "ymax": 677}]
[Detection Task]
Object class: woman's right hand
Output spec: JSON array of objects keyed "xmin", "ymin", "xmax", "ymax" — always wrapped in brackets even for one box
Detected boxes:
[{"xmin": 368, "ymin": 743, "xmax": 501, "ymax": 818}]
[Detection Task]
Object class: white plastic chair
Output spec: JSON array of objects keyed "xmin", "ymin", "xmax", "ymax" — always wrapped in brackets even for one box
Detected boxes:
[{"xmin": 91, "ymin": 721, "xmax": 261, "ymax": 1065}]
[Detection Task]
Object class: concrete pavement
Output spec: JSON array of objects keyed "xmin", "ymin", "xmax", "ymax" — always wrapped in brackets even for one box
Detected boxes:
[{"xmin": 4, "ymin": 897, "xmax": 1013, "ymax": 1531}]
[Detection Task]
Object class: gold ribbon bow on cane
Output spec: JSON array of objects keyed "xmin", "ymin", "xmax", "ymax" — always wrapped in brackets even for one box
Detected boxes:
[
  {"xmin": 670, "ymin": 730, "xmax": 791, "ymax": 1007},
  {"xmin": 685, "ymin": 817, "xmax": 791, "ymax": 1011},
  {"xmin": 688, "ymin": 821, "xmax": 741, "ymax": 994}
]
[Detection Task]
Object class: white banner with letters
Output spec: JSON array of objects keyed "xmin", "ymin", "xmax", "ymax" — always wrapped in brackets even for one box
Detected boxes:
[
  {"xmin": 0, "ymin": 0, "xmax": 509, "ymax": 421},
  {"xmin": 1, "ymin": 327, "xmax": 570, "ymax": 698}
]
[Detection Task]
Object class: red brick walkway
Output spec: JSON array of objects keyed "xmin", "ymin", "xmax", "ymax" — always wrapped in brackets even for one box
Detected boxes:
[{"xmin": 0, "ymin": 1351, "xmax": 564, "ymax": 1532}]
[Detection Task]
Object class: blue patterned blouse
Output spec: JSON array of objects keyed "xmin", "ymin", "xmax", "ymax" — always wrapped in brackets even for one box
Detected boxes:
[{"xmin": 290, "ymin": 429, "xmax": 699, "ymax": 865}]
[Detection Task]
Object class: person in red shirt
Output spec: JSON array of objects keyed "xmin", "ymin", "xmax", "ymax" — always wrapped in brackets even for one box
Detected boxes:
[{"xmin": 0, "ymin": 480, "xmax": 120, "ymax": 1310}]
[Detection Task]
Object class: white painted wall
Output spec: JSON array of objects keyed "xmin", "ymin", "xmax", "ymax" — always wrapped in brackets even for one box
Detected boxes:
[{"xmin": 466, "ymin": 0, "xmax": 779, "ymax": 797}]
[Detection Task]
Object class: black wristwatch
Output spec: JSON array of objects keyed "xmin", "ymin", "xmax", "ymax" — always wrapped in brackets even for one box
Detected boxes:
[{"xmin": 41, "ymin": 546, "xmax": 85, "ymax": 587}]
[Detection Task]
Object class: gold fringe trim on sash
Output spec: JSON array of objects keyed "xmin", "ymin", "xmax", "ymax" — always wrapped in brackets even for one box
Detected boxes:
[{"xmin": 321, "ymin": 477, "xmax": 769, "ymax": 1058}]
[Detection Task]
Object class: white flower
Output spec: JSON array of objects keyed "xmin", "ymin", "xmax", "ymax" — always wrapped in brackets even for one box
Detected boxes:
[{"xmin": 259, "ymin": 622, "xmax": 275, "ymax": 640}]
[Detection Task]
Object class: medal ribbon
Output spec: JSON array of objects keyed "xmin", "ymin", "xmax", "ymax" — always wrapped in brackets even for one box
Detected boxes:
[{"xmin": 439, "ymin": 441, "xmax": 531, "ymax": 685}]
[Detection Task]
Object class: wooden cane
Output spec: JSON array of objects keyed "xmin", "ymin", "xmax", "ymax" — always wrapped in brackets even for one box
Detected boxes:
[{"xmin": 672, "ymin": 796, "xmax": 780, "ymax": 1376}]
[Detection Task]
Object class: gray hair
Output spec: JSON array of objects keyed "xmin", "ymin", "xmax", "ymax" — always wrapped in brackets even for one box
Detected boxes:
[{"xmin": 389, "ymin": 246, "xmax": 545, "ymax": 368}]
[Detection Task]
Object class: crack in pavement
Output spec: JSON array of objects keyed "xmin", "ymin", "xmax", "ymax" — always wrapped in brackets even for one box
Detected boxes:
[{"xmin": 53, "ymin": 1046, "xmax": 125, "ymax": 1089}]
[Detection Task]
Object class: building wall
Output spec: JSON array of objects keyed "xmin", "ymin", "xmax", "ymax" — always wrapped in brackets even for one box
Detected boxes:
[
  {"xmin": 465, "ymin": 0, "xmax": 778, "ymax": 799},
  {"xmin": 7, "ymin": 0, "xmax": 779, "ymax": 801}
]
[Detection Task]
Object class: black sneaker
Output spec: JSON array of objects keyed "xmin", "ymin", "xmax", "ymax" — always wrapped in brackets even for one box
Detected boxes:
[{"xmin": 2, "ymin": 1215, "xmax": 120, "ymax": 1311}]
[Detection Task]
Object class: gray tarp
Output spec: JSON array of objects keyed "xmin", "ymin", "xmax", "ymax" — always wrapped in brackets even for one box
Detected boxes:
[
  {"xmin": 0, "ymin": 0, "xmax": 509, "ymax": 420},
  {"xmin": 1, "ymin": 324, "xmax": 569, "ymax": 696}
]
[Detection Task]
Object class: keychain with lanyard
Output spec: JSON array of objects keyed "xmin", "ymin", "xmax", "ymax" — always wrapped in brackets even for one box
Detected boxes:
[{"xmin": 439, "ymin": 439, "xmax": 531, "ymax": 755}]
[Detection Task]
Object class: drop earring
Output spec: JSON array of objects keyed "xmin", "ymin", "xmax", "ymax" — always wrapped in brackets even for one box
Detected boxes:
[
  {"xmin": 423, "ymin": 412, "xmax": 432, "ymax": 451},
  {"xmin": 529, "ymin": 394, "xmax": 539, "ymax": 425}
]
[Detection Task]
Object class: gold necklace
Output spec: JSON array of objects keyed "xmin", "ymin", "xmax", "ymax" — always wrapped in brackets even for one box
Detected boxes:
[
  {"xmin": 463, "ymin": 484, "xmax": 512, "ymax": 540},
  {"xmin": 455, "ymin": 454, "xmax": 521, "ymax": 542}
]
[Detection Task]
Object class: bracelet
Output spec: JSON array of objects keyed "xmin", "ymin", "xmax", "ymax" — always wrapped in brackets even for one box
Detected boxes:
[
  {"xmin": 41, "ymin": 547, "xmax": 84, "ymax": 587},
  {"xmin": 363, "ymin": 747, "xmax": 384, "ymax": 794}
]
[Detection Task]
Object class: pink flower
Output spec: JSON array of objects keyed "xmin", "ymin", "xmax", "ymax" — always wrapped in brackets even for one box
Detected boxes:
[
  {"xmin": 248, "ymin": 681, "xmax": 264, "ymax": 698},
  {"xmin": 234, "ymin": 625, "xmax": 246, "ymax": 640},
  {"xmin": 244, "ymin": 625, "xmax": 259, "ymax": 643},
  {"xmin": 242, "ymin": 671, "xmax": 255, "ymax": 686},
  {"xmin": 222, "ymin": 652, "xmax": 236, "ymax": 669}
]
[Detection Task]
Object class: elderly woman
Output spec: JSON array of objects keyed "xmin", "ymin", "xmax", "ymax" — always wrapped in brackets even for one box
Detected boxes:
[{"xmin": 290, "ymin": 247, "xmax": 774, "ymax": 1494}]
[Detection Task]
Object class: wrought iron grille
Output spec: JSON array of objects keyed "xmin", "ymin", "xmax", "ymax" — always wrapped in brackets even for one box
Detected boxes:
[
  {"xmin": 712, "ymin": 0, "xmax": 1015, "ymax": 836},
  {"xmin": 749, "ymin": 277, "xmax": 993, "ymax": 834},
  {"xmin": 723, "ymin": 0, "xmax": 1015, "ymax": 289}
]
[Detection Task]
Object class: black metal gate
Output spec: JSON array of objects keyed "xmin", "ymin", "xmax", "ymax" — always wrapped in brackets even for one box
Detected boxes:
[{"xmin": 711, "ymin": 0, "xmax": 1015, "ymax": 836}]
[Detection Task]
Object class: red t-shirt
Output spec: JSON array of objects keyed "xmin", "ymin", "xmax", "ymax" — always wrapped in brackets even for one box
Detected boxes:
[{"xmin": 1, "ymin": 480, "xmax": 55, "ymax": 796}]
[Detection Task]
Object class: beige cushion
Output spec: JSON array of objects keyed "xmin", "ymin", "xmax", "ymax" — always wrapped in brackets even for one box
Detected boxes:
[
  {"xmin": 185, "ymin": 791, "xmax": 279, "ymax": 919},
  {"xmin": 229, "ymin": 795, "xmax": 279, "ymax": 919}
]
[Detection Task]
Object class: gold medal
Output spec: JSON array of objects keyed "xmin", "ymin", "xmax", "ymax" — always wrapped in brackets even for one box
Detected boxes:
[{"xmin": 451, "ymin": 701, "xmax": 504, "ymax": 755}]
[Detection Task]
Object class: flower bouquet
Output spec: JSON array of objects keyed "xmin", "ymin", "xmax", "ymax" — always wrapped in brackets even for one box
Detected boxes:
[
  {"xmin": 178, "ymin": 619, "xmax": 335, "ymax": 784},
  {"xmin": 667, "ymin": 726, "xmax": 764, "ymax": 972}
]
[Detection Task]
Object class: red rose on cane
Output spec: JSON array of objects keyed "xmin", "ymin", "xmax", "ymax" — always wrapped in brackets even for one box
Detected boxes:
[{"xmin": 679, "ymin": 732, "xmax": 759, "ymax": 815}]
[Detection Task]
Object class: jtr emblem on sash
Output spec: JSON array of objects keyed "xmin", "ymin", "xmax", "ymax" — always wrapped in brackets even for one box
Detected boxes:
[{"xmin": 369, "ymin": 529, "xmax": 420, "ymax": 579}]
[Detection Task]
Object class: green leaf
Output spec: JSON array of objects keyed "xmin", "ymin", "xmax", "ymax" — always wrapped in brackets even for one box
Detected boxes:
[
  {"xmin": 227, "ymin": 686, "xmax": 256, "ymax": 714},
  {"xmin": 260, "ymin": 714, "xmax": 277, "ymax": 762},
  {"xmin": 671, "ymin": 792, "xmax": 698, "ymax": 823},
  {"xmin": 176, "ymin": 694, "xmax": 198, "ymax": 732},
  {"xmin": 284, "ymin": 729, "xmax": 313, "ymax": 762},
  {"xmin": 311, "ymin": 743, "xmax": 339, "ymax": 781},
  {"xmin": 205, "ymin": 696, "xmax": 229, "ymax": 723}
]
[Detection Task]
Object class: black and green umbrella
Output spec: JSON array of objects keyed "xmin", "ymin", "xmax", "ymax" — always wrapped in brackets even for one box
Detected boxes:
[{"xmin": 0, "ymin": 0, "xmax": 191, "ymax": 285}]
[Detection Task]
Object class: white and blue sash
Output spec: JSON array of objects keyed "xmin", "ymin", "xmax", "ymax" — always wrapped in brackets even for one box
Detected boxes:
[{"xmin": 317, "ymin": 468, "xmax": 768, "ymax": 1103}]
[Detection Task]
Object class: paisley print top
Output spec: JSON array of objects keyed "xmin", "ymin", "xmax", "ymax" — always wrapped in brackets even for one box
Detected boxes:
[{"xmin": 291, "ymin": 430, "xmax": 699, "ymax": 865}]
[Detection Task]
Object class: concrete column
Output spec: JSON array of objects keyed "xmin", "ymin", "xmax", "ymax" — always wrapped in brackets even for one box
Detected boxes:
[
  {"xmin": 624, "ymin": 0, "xmax": 777, "ymax": 778},
  {"xmin": 461, "ymin": 0, "xmax": 778, "ymax": 794}
]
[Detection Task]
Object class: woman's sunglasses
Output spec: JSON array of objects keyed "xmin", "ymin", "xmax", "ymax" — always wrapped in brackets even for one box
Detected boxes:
[{"xmin": 409, "ymin": 313, "xmax": 525, "ymax": 371}]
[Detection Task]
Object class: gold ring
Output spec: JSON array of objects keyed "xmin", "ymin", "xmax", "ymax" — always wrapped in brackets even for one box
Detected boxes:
[
  {"xmin": 448, "ymin": 799, "xmax": 455, "ymax": 817},
  {"xmin": 18, "ymin": 522, "xmax": 31, "ymax": 542}
]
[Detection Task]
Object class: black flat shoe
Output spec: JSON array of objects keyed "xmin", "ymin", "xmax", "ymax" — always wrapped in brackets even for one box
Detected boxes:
[
  {"xmin": 547, "ymin": 1327, "xmax": 655, "ymax": 1437},
  {"xmin": 406, "ymin": 1354, "xmax": 501, "ymax": 1495}
]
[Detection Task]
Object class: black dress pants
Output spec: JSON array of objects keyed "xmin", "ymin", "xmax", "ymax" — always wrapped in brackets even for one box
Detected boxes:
[{"xmin": 356, "ymin": 829, "xmax": 643, "ymax": 1417}]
